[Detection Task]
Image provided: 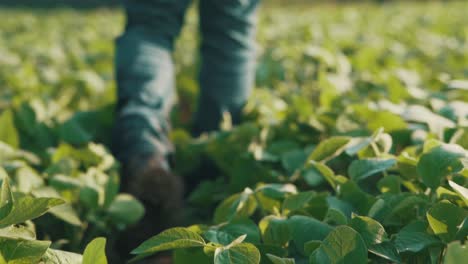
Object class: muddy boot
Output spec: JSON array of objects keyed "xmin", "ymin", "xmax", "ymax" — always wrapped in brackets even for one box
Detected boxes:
[{"xmin": 117, "ymin": 153, "xmax": 185, "ymax": 263}]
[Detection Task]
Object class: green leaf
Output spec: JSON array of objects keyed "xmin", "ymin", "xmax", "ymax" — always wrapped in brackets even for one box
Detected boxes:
[
  {"xmin": 214, "ymin": 237, "xmax": 260, "ymax": 264},
  {"xmin": 349, "ymin": 214, "xmax": 388, "ymax": 247},
  {"xmin": 368, "ymin": 193, "xmax": 428, "ymax": 225},
  {"xmin": 288, "ymin": 215, "xmax": 332, "ymax": 256},
  {"xmin": 367, "ymin": 111, "xmax": 407, "ymax": 132},
  {"xmin": 266, "ymin": 253, "xmax": 295, "ymax": 264},
  {"xmin": 256, "ymin": 184, "xmax": 297, "ymax": 200},
  {"xmin": 304, "ymin": 240, "xmax": 321, "ymax": 255},
  {"xmin": 14, "ymin": 166, "xmax": 43, "ymax": 193},
  {"xmin": 323, "ymin": 208, "xmax": 348, "ymax": 226},
  {"xmin": 0, "ymin": 225, "xmax": 35, "ymax": 240},
  {"xmin": 338, "ymin": 181, "xmax": 375, "ymax": 215},
  {"xmin": 174, "ymin": 248, "xmax": 211, "ymax": 264},
  {"xmin": 449, "ymin": 181, "xmax": 468, "ymax": 206},
  {"xmin": 348, "ymin": 158, "xmax": 396, "ymax": 182},
  {"xmin": 259, "ymin": 216, "xmax": 290, "ymax": 246},
  {"xmin": 309, "ymin": 226, "xmax": 368, "ymax": 264},
  {"xmin": 0, "ymin": 195, "xmax": 65, "ymax": 228},
  {"xmin": 394, "ymin": 221, "xmax": 441, "ymax": 253},
  {"xmin": 282, "ymin": 191, "xmax": 315, "ymax": 215},
  {"xmin": 345, "ymin": 137, "xmax": 374, "ymax": 156},
  {"xmin": 255, "ymin": 244, "xmax": 288, "ymax": 264},
  {"xmin": 444, "ymin": 241, "xmax": 468, "ymax": 264},
  {"xmin": 281, "ymin": 149, "xmax": 307, "ymax": 174},
  {"xmin": 79, "ymin": 185, "xmax": 100, "ymax": 210},
  {"xmin": 0, "ymin": 110, "xmax": 19, "ymax": 148},
  {"xmin": 132, "ymin": 228, "xmax": 206, "ymax": 255},
  {"xmin": 403, "ymin": 105, "xmax": 455, "ymax": 135},
  {"xmin": 304, "ymin": 162, "xmax": 336, "ymax": 189},
  {"xmin": 204, "ymin": 218, "xmax": 261, "ymax": 246},
  {"xmin": 377, "ymin": 175, "xmax": 401, "ymax": 194},
  {"xmin": 255, "ymin": 192, "xmax": 282, "ymax": 215},
  {"xmin": 59, "ymin": 117, "xmax": 93, "ymax": 145},
  {"xmin": 308, "ymin": 137, "xmax": 351, "ymax": 162},
  {"xmin": 103, "ymin": 172, "xmax": 120, "ymax": 208},
  {"xmin": 426, "ymin": 201, "xmax": 468, "ymax": 243},
  {"xmin": 0, "ymin": 237, "xmax": 50, "ymax": 263},
  {"xmin": 417, "ymin": 144, "xmax": 466, "ymax": 189},
  {"xmin": 397, "ymin": 153, "xmax": 419, "ymax": 180},
  {"xmin": 107, "ymin": 194, "xmax": 145, "ymax": 225},
  {"xmin": 455, "ymin": 217, "xmax": 468, "ymax": 240},
  {"xmin": 42, "ymin": 249, "xmax": 83, "ymax": 264},
  {"xmin": 0, "ymin": 178, "xmax": 13, "ymax": 220},
  {"xmin": 214, "ymin": 188, "xmax": 257, "ymax": 224},
  {"xmin": 32, "ymin": 187, "xmax": 82, "ymax": 226},
  {"xmin": 368, "ymin": 242, "xmax": 401, "ymax": 264},
  {"xmin": 82, "ymin": 237, "xmax": 107, "ymax": 264}
]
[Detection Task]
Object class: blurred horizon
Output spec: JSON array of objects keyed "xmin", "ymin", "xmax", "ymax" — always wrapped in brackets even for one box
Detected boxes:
[{"xmin": 0, "ymin": 0, "xmax": 460, "ymax": 9}]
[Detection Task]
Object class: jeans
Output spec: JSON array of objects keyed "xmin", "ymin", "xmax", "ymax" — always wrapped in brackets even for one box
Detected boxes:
[{"xmin": 112, "ymin": 0, "xmax": 260, "ymax": 163}]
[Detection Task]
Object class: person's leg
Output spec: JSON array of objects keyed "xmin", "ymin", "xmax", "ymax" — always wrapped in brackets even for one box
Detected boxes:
[
  {"xmin": 112, "ymin": 0, "xmax": 191, "ymax": 258},
  {"xmin": 113, "ymin": 0, "xmax": 190, "ymax": 166},
  {"xmin": 194, "ymin": 0, "xmax": 260, "ymax": 135}
]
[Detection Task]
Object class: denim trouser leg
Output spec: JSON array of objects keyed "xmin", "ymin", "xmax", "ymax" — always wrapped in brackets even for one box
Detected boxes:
[
  {"xmin": 112, "ymin": 0, "xmax": 190, "ymax": 163},
  {"xmin": 113, "ymin": 0, "xmax": 260, "ymax": 161},
  {"xmin": 193, "ymin": 0, "xmax": 260, "ymax": 135}
]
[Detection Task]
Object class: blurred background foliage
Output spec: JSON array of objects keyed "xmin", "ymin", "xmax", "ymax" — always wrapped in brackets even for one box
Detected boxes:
[{"xmin": 0, "ymin": 0, "xmax": 460, "ymax": 9}]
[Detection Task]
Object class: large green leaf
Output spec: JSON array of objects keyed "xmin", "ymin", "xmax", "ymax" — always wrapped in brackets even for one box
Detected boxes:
[
  {"xmin": 349, "ymin": 214, "xmax": 388, "ymax": 247},
  {"xmin": 0, "ymin": 225, "xmax": 35, "ymax": 240},
  {"xmin": 82, "ymin": 237, "xmax": 107, "ymax": 264},
  {"xmin": 132, "ymin": 228, "xmax": 206, "ymax": 255},
  {"xmin": 288, "ymin": 215, "xmax": 332, "ymax": 256},
  {"xmin": 348, "ymin": 158, "xmax": 396, "ymax": 182},
  {"xmin": 394, "ymin": 221, "xmax": 441, "ymax": 253},
  {"xmin": 42, "ymin": 249, "xmax": 83, "ymax": 264},
  {"xmin": 444, "ymin": 241, "xmax": 468, "ymax": 264},
  {"xmin": 309, "ymin": 226, "xmax": 368, "ymax": 264},
  {"xmin": 214, "ymin": 236, "xmax": 261, "ymax": 264},
  {"xmin": 0, "ymin": 237, "xmax": 50, "ymax": 264},
  {"xmin": 0, "ymin": 195, "xmax": 64, "ymax": 228},
  {"xmin": 308, "ymin": 137, "xmax": 351, "ymax": 162},
  {"xmin": 367, "ymin": 112, "xmax": 407, "ymax": 132},
  {"xmin": 259, "ymin": 216, "xmax": 290, "ymax": 246},
  {"xmin": 417, "ymin": 144, "xmax": 466, "ymax": 189},
  {"xmin": 426, "ymin": 201, "xmax": 468, "ymax": 243}
]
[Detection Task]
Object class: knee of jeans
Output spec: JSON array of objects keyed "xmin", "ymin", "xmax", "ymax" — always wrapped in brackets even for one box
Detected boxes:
[
  {"xmin": 115, "ymin": 28, "xmax": 176, "ymax": 107},
  {"xmin": 200, "ymin": 1, "xmax": 259, "ymax": 61},
  {"xmin": 123, "ymin": 0, "xmax": 188, "ymax": 48}
]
